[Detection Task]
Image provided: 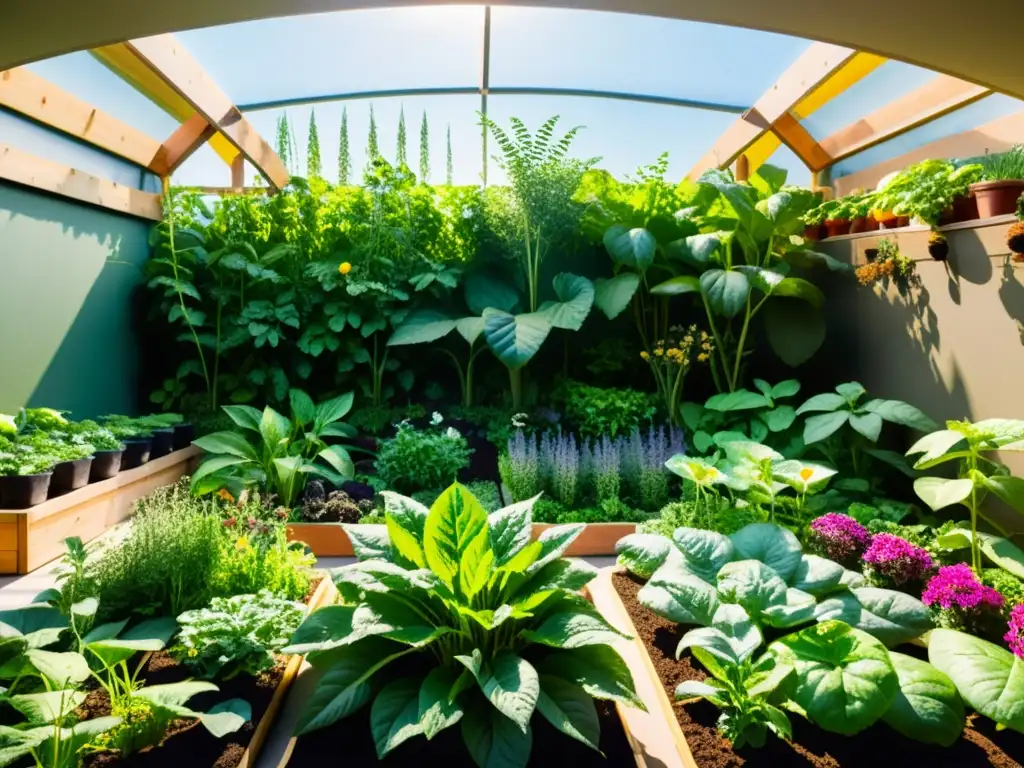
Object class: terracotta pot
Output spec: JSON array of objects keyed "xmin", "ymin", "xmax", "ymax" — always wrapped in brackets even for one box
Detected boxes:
[
  {"xmin": 971, "ymin": 180, "xmax": 1024, "ymax": 219},
  {"xmin": 952, "ymin": 194, "xmax": 979, "ymax": 223},
  {"xmin": 824, "ymin": 219, "xmax": 852, "ymax": 238},
  {"xmin": 850, "ymin": 216, "xmax": 872, "ymax": 234},
  {"xmin": 896, "ymin": 215, "xmax": 911, "ymax": 227},
  {"xmin": 865, "ymin": 216, "xmax": 880, "ymax": 231},
  {"xmin": 874, "ymin": 211, "xmax": 898, "ymax": 229},
  {"xmin": 802, "ymin": 225, "xmax": 820, "ymax": 242}
]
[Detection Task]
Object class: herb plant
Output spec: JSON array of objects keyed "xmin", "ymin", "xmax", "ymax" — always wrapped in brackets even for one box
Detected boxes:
[
  {"xmin": 175, "ymin": 591, "xmax": 305, "ymax": 680},
  {"xmin": 374, "ymin": 417, "xmax": 472, "ymax": 495},
  {"xmin": 285, "ymin": 483, "xmax": 643, "ymax": 766}
]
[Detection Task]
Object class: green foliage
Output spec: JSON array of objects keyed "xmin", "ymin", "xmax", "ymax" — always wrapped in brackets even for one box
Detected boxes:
[
  {"xmin": 307, "ymin": 108, "xmax": 322, "ymax": 179},
  {"xmin": 374, "ymin": 418, "xmax": 472, "ymax": 495},
  {"xmin": 174, "ymin": 591, "xmax": 306, "ymax": 680},
  {"xmin": 446, "ymin": 123, "xmax": 453, "ymax": 185},
  {"xmin": 640, "ymin": 498, "xmax": 758, "ymax": 538},
  {"xmin": 338, "ymin": 106, "xmax": 351, "ymax": 184},
  {"xmin": 419, "ymin": 111, "xmax": 430, "ymax": 184},
  {"xmin": 559, "ymin": 380, "xmax": 655, "ymax": 438},
  {"xmin": 367, "ymin": 104, "xmax": 379, "ymax": 160},
  {"xmin": 348, "ymin": 403, "xmax": 426, "ymax": 436},
  {"xmin": 276, "ymin": 114, "xmax": 292, "ymax": 175},
  {"xmin": 875, "ymin": 160, "xmax": 983, "ymax": 227},
  {"xmin": 683, "ymin": 378, "xmax": 803, "ymax": 456},
  {"xmin": 982, "ymin": 568, "xmax": 1024, "ymax": 610},
  {"xmin": 191, "ymin": 389, "xmax": 357, "ymax": 507},
  {"xmin": 396, "ymin": 106, "xmax": 408, "ymax": 168},
  {"xmin": 977, "ymin": 144, "xmax": 1024, "ymax": 182},
  {"xmin": 285, "ymin": 484, "xmax": 642, "ymax": 765},
  {"xmin": 907, "ymin": 418, "xmax": 1024, "ymax": 574}
]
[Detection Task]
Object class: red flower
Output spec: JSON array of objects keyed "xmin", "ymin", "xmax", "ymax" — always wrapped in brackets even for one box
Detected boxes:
[{"xmin": 223, "ymin": 517, "xmax": 237, "ymax": 528}]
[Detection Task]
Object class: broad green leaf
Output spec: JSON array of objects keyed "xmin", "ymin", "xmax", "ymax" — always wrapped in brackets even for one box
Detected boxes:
[
  {"xmin": 906, "ymin": 429, "xmax": 968, "ymax": 469},
  {"xmin": 537, "ymin": 646, "xmax": 644, "ymax": 710},
  {"xmin": 465, "ymin": 272, "xmax": 520, "ymax": 316},
  {"xmin": 192, "ymin": 431, "xmax": 258, "ymax": 460},
  {"xmin": 419, "ymin": 666, "xmax": 464, "ymax": 740},
  {"xmin": 26, "ymin": 650, "xmax": 90, "ymax": 685},
  {"xmin": 803, "ymin": 411, "xmax": 850, "ymax": 444},
  {"xmin": 134, "ymin": 681, "xmax": 217, "ymax": 718},
  {"xmin": 774, "ymin": 277, "xmax": 824, "ymax": 308},
  {"xmin": 538, "ymin": 273, "xmax": 594, "ymax": 332},
  {"xmin": 678, "ymin": 605, "xmax": 762, "ymax": 667},
  {"xmin": 791, "ymin": 554, "xmax": 845, "ymax": 597},
  {"xmin": 783, "ymin": 249, "xmax": 851, "ymax": 272},
  {"xmin": 849, "ymin": 412, "xmax": 883, "ymax": 442},
  {"xmin": 736, "ymin": 265, "xmax": 784, "ymax": 296},
  {"xmin": 487, "ymin": 497, "xmax": 538, "ymax": 567},
  {"xmin": 371, "ymin": 677, "xmax": 424, "ymax": 757},
  {"xmin": 343, "ymin": 524, "xmax": 391, "ymax": 562},
  {"xmin": 423, "ymin": 484, "xmax": 490, "ymax": 597},
  {"xmin": 289, "ymin": 389, "xmax": 316, "ymax": 425},
  {"xmin": 705, "ymin": 390, "xmax": 771, "ymax": 412},
  {"xmin": 861, "ymin": 399, "xmax": 938, "ymax": 432},
  {"xmin": 835, "ymin": 382, "xmax": 866, "ymax": 402},
  {"xmin": 362, "ymin": 592, "xmax": 452, "ymax": 647},
  {"xmin": 729, "ymin": 524, "xmax": 802, "ymax": 583},
  {"xmin": 813, "ymin": 587, "xmax": 932, "ymax": 647},
  {"xmin": 521, "ymin": 558, "xmax": 597, "ymax": 595},
  {"xmin": 482, "ymin": 653, "xmax": 540, "ymax": 732},
  {"xmin": 649, "ymin": 275, "xmax": 701, "ymax": 296},
  {"xmin": 638, "ymin": 564, "xmax": 719, "ymax": 626},
  {"xmin": 535, "ymin": 675, "xmax": 599, "ymax": 750},
  {"xmin": 0, "ymin": 605, "xmax": 68, "ymax": 649},
  {"xmin": 615, "ymin": 534, "xmax": 672, "ymax": 579},
  {"xmin": 315, "ymin": 392, "xmax": 354, "ymax": 426},
  {"xmin": 220, "ymin": 404, "xmax": 262, "ymax": 432},
  {"xmin": 665, "ymin": 233, "xmax": 722, "ymax": 269},
  {"xmin": 200, "ymin": 699, "xmax": 251, "ymax": 738},
  {"xmin": 672, "ymin": 527, "xmax": 734, "ymax": 582},
  {"xmin": 984, "ymin": 475, "xmax": 1024, "ymax": 515},
  {"xmin": 522, "ymin": 605, "xmax": 626, "ymax": 649},
  {"xmin": 460, "ymin": 700, "xmax": 532, "ymax": 768},
  {"xmin": 716, "ymin": 560, "xmax": 787, "ymax": 618},
  {"xmin": 10, "ymin": 690, "xmax": 86, "ymax": 724},
  {"xmin": 762, "ymin": 588, "xmax": 817, "ymax": 629},
  {"xmin": 482, "ymin": 309, "xmax": 552, "ymax": 370},
  {"xmin": 913, "ymin": 477, "xmax": 974, "ymax": 511},
  {"xmin": 700, "ymin": 269, "xmax": 750, "ymax": 319},
  {"xmin": 769, "ymin": 620, "xmax": 898, "ymax": 736},
  {"xmin": 796, "ymin": 392, "xmax": 847, "ymax": 414},
  {"xmin": 760, "ymin": 406, "xmax": 797, "ymax": 432},
  {"xmin": 456, "ymin": 317, "xmax": 486, "ymax": 345},
  {"xmin": 883, "ymin": 652, "xmax": 964, "ymax": 747},
  {"xmin": 603, "ymin": 226, "xmax": 656, "ymax": 271},
  {"xmin": 763, "ymin": 300, "xmax": 826, "ymax": 367},
  {"xmin": 929, "ymin": 629, "xmax": 1024, "ymax": 733},
  {"xmin": 387, "ymin": 310, "xmax": 458, "ymax": 346},
  {"xmin": 319, "ymin": 445, "xmax": 354, "ymax": 480},
  {"xmin": 259, "ymin": 406, "xmax": 291, "ymax": 450},
  {"xmin": 386, "ymin": 516, "xmax": 427, "ymax": 570},
  {"xmin": 593, "ymin": 273, "xmax": 641, "ymax": 320},
  {"xmin": 528, "ymin": 524, "xmax": 585, "ymax": 574}
]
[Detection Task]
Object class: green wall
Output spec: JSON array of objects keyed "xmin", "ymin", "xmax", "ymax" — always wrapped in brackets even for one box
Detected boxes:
[{"xmin": 0, "ymin": 184, "xmax": 150, "ymax": 419}]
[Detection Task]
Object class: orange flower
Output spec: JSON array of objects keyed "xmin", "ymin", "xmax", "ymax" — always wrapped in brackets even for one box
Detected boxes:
[
  {"xmin": 338, "ymin": 261, "xmax": 352, "ymax": 275},
  {"xmin": 799, "ymin": 468, "xmax": 814, "ymax": 481},
  {"xmin": 217, "ymin": 488, "xmax": 235, "ymax": 503}
]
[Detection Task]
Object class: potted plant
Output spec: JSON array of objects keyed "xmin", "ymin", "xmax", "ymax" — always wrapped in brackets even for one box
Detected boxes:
[
  {"xmin": 804, "ymin": 199, "xmax": 841, "ymax": 238},
  {"xmin": 101, "ymin": 417, "xmax": 153, "ymax": 470},
  {"xmin": 855, "ymin": 237, "xmax": 919, "ymax": 293},
  {"xmin": 0, "ymin": 438, "xmax": 55, "ymax": 508},
  {"xmin": 42, "ymin": 437, "xmax": 95, "ymax": 496},
  {"xmin": 825, "ymin": 198, "xmax": 853, "ymax": 238},
  {"xmin": 971, "ymin": 144, "xmax": 1024, "ymax": 218},
  {"xmin": 1007, "ymin": 193, "xmax": 1024, "ymax": 263},
  {"xmin": 848, "ymin": 193, "xmax": 878, "ymax": 233}
]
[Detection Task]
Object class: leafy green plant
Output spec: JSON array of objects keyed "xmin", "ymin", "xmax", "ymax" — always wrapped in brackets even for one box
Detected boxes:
[
  {"xmin": 907, "ymin": 418, "xmax": 1024, "ymax": 574},
  {"xmin": 558, "ymin": 380, "xmax": 655, "ymax": 437},
  {"xmin": 0, "ymin": 437, "xmax": 57, "ymax": 476},
  {"xmin": 285, "ymin": 484, "xmax": 643, "ymax": 765},
  {"xmin": 174, "ymin": 591, "xmax": 305, "ymax": 680},
  {"xmin": 0, "ymin": 712, "xmax": 121, "ymax": 768},
  {"xmin": 374, "ymin": 417, "xmax": 472, "ymax": 495},
  {"xmin": 675, "ymin": 611, "xmax": 794, "ymax": 748},
  {"xmin": 191, "ymin": 389, "xmax": 356, "ymax": 507},
  {"xmin": 978, "ymin": 144, "xmax": 1024, "ymax": 182},
  {"xmin": 683, "ymin": 378, "xmax": 803, "ymax": 456},
  {"xmin": 875, "ymin": 160, "xmax": 983, "ymax": 227}
]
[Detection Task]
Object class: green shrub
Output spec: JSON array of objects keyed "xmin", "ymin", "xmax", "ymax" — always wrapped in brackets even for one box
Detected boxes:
[
  {"xmin": 174, "ymin": 591, "xmax": 306, "ymax": 680},
  {"xmin": 982, "ymin": 568, "xmax": 1024, "ymax": 613},
  {"xmin": 560, "ymin": 381, "xmax": 655, "ymax": 438},
  {"xmin": 411, "ymin": 480, "xmax": 501, "ymax": 512},
  {"xmin": 349, "ymin": 404, "xmax": 426, "ymax": 436},
  {"xmin": 374, "ymin": 419, "xmax": 471, "ymax": 494}
]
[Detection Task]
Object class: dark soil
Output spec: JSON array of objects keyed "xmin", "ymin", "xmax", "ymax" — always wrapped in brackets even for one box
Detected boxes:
[
  {"xmin": 81, "ymin": 651, "xmax": 283, "ymax": 768},
  {"xmin": 611, "ymin": 570, "xmax": 1024, "ymax": 768},
  {"xmin": 286, "ymin": 696, "xmax": 633, "ymax": 767}
]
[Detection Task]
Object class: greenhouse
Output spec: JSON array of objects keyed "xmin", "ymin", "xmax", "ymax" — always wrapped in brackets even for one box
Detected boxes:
[{"xmin": 1, "ymin": 2, "xmax": 1024, "ymax": 766}]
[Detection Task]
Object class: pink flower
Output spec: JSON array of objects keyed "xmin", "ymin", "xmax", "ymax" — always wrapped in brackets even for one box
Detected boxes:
[
  {"xmin": 1006, "ymin": 604, "xmax": 1024, "ymax": 659},
  {"xmin": 809, "ymin": 513, "xmax": 870, "ymax": 565},
  {"xmin": 862, "ymin": 534, "xmax": 934, "ymax": 585},
  {"xmin": 923, "ymin": 564, "xmax": 1004, "ymax": 611}
]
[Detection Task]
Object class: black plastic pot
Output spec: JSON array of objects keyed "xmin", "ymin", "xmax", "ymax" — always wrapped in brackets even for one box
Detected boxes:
[
  {"xmin": 50, "ymin": 457, "xmax": 94, "ymax": 497},
  {"xmin": 120, "ymin": 438, "xmax": 152, "ymax": 470},
  {"xmin": 149, "ymin": 429, "xmax": 174, "ymax": 460},
  {"xmin": 1, "ymin": 472, "xmax": 53, "ymax": 509},
  {"xmin": 89, "ymin": 449, "xmax": 123, "ymax": 482},
  {"xmin": 172, "ymin": 423, "xmax": 195, "ymax": 451}
]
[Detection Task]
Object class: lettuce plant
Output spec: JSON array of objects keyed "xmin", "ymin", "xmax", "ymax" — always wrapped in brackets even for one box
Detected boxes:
[
  {"xmin": 907, "ymin": 418, "xmax": 1024, "ymax": 575},
  {"xmin": 285, "ymin": 484, "xmax": 642, "ymax": 766}
]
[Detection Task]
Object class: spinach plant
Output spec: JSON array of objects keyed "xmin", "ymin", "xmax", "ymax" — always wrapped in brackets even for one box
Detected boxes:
[
  {"xmin": 907, "ymin": 418, "xmax": 1024, "ymax": 575},
  {"xmin": 0, "ymin": 709, "xmax": 121, "ymax": 768},
  {"xmin": 682, "ymin": 379, "xmax": 803, "ymax": 455},
  {"xmin": 285, "ymin": 484, "xmax": 643, "ymax": 766},
  {"xmin": 191, "ymin": 388, "xmax": 357, "ymax": 506}
]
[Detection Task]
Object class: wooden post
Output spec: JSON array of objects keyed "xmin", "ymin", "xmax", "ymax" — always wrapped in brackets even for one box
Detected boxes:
[
  {"xmin": 735, "ymin": 154, "xmax": 750, "ymax": 182},
  {"xmin": 231, "ymin": 154, "xmax": 244, "ymax": 189}
]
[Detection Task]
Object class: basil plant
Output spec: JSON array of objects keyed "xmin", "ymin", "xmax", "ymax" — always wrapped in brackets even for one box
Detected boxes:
[{"xmin": 285, "ymin": 484, "xmax": 643, "ymax": 767}]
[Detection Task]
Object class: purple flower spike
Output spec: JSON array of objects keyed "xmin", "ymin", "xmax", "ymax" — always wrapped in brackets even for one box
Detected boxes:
[{"xmin": 862, "ymin": 533, "xmax": 934, "ymax": 585}]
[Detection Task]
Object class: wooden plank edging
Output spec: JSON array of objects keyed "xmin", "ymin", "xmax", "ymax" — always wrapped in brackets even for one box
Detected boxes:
[{"xmin": 586, "ymin": 567, "xmax": 698, "ymax": 768}]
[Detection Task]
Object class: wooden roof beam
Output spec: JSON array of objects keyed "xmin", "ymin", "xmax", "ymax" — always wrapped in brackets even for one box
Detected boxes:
[
  {"xmin": 0, "ymin": 66, "xmax": 168, "ymax": 173},
  {"xmin": 820, "ymin": 74, "xmax": 992, "ymax": 164},
  {"xmin": 688, "ymin": 42, "xmax": 858, "ymax": 180},
  {"xmin": 772, "ymin": 113, "xmax": 833, "ymax": 172},
  {"xmin": 122, "ymin": 35, "xmax": 288, "ymax": 189},
  {"xmin": 151, "ymin": 113, "xmax": 216, "ymax": 176}
]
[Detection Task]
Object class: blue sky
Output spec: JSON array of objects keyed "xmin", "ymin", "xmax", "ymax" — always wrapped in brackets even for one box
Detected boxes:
[{"xmin": 18, "ymin": 6, "xmax": 1024, "ymax": 189}]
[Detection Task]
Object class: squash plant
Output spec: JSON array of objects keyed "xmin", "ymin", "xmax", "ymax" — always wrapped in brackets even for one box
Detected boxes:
[
  {"xmin": 651, "ymin": 166, "xmax": 844, "ymax": 391},
  {"xmin": 285, "ymin": 484, "xmax": 643, "ymax": 766}
]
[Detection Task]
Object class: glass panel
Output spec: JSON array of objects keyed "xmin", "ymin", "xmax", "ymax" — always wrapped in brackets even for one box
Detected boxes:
[
  {"xmin": 801, "ymin": 61, "xmax": 937, "ymax": 140},
  {"xmin": 174, "ymin": 94, "xmax": 484, "ymax": 187},
  {"xmin": 25, "ymin": 52, "xmax": 178, "ymax": 141},
  {"xmin": 177, "ymin": 7, "xmax": 485, "ymax": 108},
  {"xmin": 833, "ymin": 94, "xmax": 1024, "ymax": 178},
  {"xmin": 762, "ymin": 144, "xmax": 810, "ymax": 186},
  {"xmin": 484, "ymin": 95, "xmax": 737, "ymax": 184},
  {"xmin": 489, "ymin": 8, "xmax": 810, "ymax": 108}
]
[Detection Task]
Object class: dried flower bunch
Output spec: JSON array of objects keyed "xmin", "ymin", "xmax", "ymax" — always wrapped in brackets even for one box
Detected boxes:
[{"xmin": 855, "ymin": 237, "xmax": 917, "ymax": 289}]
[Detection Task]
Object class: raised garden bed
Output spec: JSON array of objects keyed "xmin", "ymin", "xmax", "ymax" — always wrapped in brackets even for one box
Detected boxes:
[
  {"xmin": 0, "ymin": 446, "xmax": 199, "ymax": 574},
  {"xmin": 82, "ymin": 576, "xmax": 336, "ymax": 768},
  {"xmin": 605, "ymin": 567, "xmax": 1024, "ymax": 768},
  {"xmin": 287, "ymin": 521, "xmax": 637, "ymax": 558}
]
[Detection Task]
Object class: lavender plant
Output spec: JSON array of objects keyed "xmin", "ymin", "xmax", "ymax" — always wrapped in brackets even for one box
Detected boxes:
[
  {"xmin": 592, "ymin": 436, "xmax": 620, "ymax": 502},
  {"xmin": 498, "ymin": 429, "xmax": 539, "ymax": 501},
  {"xmin": 552, "ymin": 432, "xmax": 580, "ymax": 506}
]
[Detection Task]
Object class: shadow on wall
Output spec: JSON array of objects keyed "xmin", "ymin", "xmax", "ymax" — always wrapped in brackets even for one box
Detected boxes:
[{"xmin": 0, "ymin": 184, "xmax": 149, "ymax": 418}]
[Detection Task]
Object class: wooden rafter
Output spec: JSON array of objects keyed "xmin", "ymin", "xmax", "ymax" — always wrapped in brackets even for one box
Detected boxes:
[
  {"xmin": 113, "ymin": 35, "xmax": 287, "ymax": 189},
  {"xmin": 688, "ymin": 42, "xmax": 857, "ymax": 179},
  {"xmin": 0, "ymin": 66, "xmax": 167, "ymax": 172},
  {"xmin": 151, "ymin": 113, "xmax": 216, "ymax": 176},
  {"xmin": 0, "ymin": 143, "xmax": 162, "ymax": 219},
  {"xmin": 773, "ymin": 113, "xmax": 833, "ymax": 171},
  {"xmin": 820, "ymin": 74, "xmax": 992, "ymax": 164}
]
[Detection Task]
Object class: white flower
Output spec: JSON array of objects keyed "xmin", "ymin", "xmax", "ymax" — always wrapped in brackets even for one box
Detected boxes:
[
  {"xmin": 462, "ymin": 206, "xmax": 474, "ymax": 219},
  {"xmin": 445, "ymin": 427, "xmax": 461, "ymax": 440},
  {"xmin": 511, "ymin": 412, "xmax": 529, "ymax": 429},
  {"xmin": 430, "ymin": 412, "xmax": 444, "ymax": 426}
]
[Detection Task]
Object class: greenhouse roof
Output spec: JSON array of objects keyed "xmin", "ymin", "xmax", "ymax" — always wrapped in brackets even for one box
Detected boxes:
[{"xmin": 2, "ymin": 3, "xmax": 1023, "ymax": 208}]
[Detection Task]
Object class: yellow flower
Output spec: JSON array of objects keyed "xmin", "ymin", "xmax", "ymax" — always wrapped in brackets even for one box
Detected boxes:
[
  {"xmin": 217, "ymin": 488, "xmax": 235, "ymax": 503},
  {"xmin": 800, "ymin": 468, "xmax": 814, "ymax": 481},
  {"xmin": 654, "ymin": 348, "xmax": 664, "ymax": 357},
  {"xmin": 188, "ymin": 648, "xmax": 199, "ymax": 658},
  {"xmin": 697, "ymin": 353, "xmax": 709, "ymax": 363},
  {"xmin": 640, "ymin": 351, "xmax": 650, "ymax": 360},
  {"xmin": 235, "ymin": 536, "xmax": 251, "ymax": 552},
  {"xmin": 338, "ymin": 261, "xmax": 352, "ymax": 275}
]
